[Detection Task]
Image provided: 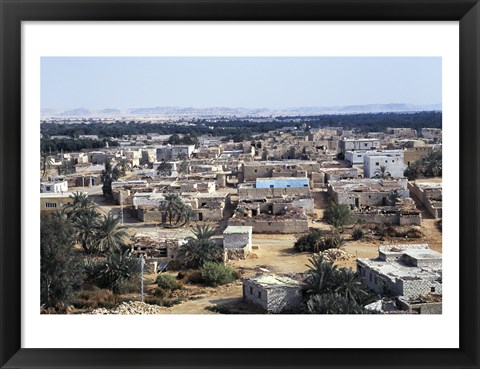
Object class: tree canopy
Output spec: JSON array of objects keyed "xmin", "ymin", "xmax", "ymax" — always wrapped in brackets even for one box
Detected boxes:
[{"xmin": 41, "ymin": 213, "xmax": 84, "ymax": 311}]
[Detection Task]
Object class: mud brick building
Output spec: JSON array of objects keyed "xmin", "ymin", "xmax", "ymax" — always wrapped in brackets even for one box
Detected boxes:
[
  {"xmin": 328, "ymin": 178, "xmax": 409, "ymax": 208},
  {"xmin": 408, "ymin": 181, "xmax": 442, "ymax": 218}
]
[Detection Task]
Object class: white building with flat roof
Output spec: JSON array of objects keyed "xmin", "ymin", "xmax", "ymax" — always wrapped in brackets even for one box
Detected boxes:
[{"xmin": 364, "ymin": 153, "xmax": 406, "ymax": 178}]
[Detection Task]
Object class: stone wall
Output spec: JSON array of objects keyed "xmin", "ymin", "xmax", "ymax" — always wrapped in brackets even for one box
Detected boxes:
[
  {"xmin": 243, "ymin": 279, "xmax": 303, "ymax": 313},
  {"xmin": 195, "ymin": 207, "xmax": 224, "ymax": 221},
  {"xmin": 397, "ymin": 299, "xmax": 442, "ymax": 314},
  {"xmin": 408, "ymin": 182, "xmax": 442, "ymax": 218},
  {"xmin": 400, "ymin": 279, "xmax": 442, "ymax": 299},
  {"xmin": 137, "ymin": 207, "xmax": 163, "ymax": 223},
  {"xmin": 133, "ymin": 195, "xmax": 165, "ymax": 209},
  {"xmin": 228, "ymin": 218, "xmax": 308, "ymax": 234},
  {"xmin": 239, "ymin": 186, "xmax": 310, "ymax": 201},
  {"xmin": 354, "ymin": 212, "xmax": 400, "ymax": 225},
  {"xmin": 399, "ymin": 214, "xmax": 422, "ymax": 226},
  {"xmin": 225, "ymin": 248, "xmax": 249, "ymax": 260},
  {"xmin": 353, "ymin": 211, "xmax": 421, "ymax": 226},
  {"xmin": 243, "ymin": 162, "xmax": 321, "ymax": 181}
]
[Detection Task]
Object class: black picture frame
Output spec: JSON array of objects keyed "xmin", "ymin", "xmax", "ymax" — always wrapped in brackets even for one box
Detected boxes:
[{"xmin": 1, "ymin": 1, "xmax": 479, "ymax": 368}]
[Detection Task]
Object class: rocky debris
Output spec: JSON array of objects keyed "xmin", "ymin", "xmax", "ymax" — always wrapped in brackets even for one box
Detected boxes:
[
  {"xmin": 89, "ymin": 301, "xmax": 166, "ymax": 315},
  {"xmin": 320, "ymin": 248, "xmax": 354, "ymax": 262}
]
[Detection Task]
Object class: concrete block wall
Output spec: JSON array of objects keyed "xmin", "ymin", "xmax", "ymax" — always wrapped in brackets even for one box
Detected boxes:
[
  {"xmin": 400, "ymin": 279, "xmax": 442, "ymax": 299},
  {"xmin": 223, "ymin": 231, "xmax": 251, "ymax": 250},
  {"xmin": 243, "ymin": 280, "xmax": 303, "ymax": 313}
]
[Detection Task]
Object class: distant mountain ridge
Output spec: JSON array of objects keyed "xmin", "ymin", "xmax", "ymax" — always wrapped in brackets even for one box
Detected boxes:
[{"xmin": 41, "ymin": 103, "xmax": 442, "ymax": 118}]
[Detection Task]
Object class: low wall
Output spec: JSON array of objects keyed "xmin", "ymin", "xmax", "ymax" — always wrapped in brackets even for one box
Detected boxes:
[
  {"xmin": 137, "ymin": 208, "xmax": 163, "ymax": 223},
  {"xmin": 228, "ymin": 218, "xmax": 308, "ymax": 234}
]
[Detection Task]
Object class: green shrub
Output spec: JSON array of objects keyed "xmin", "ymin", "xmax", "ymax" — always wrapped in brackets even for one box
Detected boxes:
[
  {"xmin": 144, "ymin": 296, "xmax": 164, "ymax": 306},
  {"xmin": 200, "ymin": 262, "xmax": 237, "ymax": 287},
  {"xmin": 294, "ymin": 229, "xmax": 323, "ymax": 252},
  {"xmin": 319, "ymin": 234, "xmax": 345, "ymax": 250},
  {"xmin": 156, "ymin": 273, "xmax": 180, "ymax": 291},
  {"xmin": 185, "ymin": 270, "xmax": 204, "ymax": 284},
  {"xmin": 73, "ymin": 287, "xmax": 117, "ymax": 309},
  {"xmin": 352, "ymin": 227, "xmax": 365, "ymax": 240},
  {"xmin": 115, "ymin": 276, "xmax": 141, "ymax": 294},
  {"xmin": 163, "ymin": 297, "xmax": 183, "ymax": 307},
  {"xmin": 294, "ymin": 230, "xmax": 344, "ymax": 252},
  {"xmin": 153, "ymin": 287, "xmax": 167, "ymax": 298}
]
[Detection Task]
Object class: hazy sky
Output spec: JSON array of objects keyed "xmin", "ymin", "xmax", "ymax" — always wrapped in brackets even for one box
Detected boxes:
[{"xmin": 41, "ymin": 57, "xmax": 441, "ymax": 110}]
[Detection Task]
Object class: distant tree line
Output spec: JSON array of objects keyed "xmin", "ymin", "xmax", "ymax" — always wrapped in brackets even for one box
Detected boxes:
[
  {"xmin": 40, "ymin": 111, "xmax": 441, "ymax": 145},
  {"xmin": 41, "ymin": 138, "xmax": 119, "ymax": 153}
]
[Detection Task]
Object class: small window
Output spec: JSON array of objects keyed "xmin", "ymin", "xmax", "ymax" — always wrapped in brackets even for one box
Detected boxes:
[
  {"xmin": 431, "ymin": 287, "xmax": 436, "ymax": 293},
  {"xmin": 250, "ymin": 286, "xmax": 253, "ymax": 294},
  {"xmin": 374, "ymin": 276, "xmax": 378, "ymax": 285},
  {"xmin": 287, "ymin": 185, "xmax": 290, "ymax": 188},
  {"xmin": 45, "ymin": 186, "xmax": 51, "ymax": 191},
  {"xmin": 392, "ymin": 160, "xmax": 395, "ymax": 163},
  {"xmin": 369, "ymin": 273, "xmax": 373, "ymax": 282},
  {"xmin": 357, "ymin": 155, "xmax": 361, "ymax": 157},
  {"xmin": 270, "ymin": 185, "xmax": 274, "ymax": 189},
  {"xmin": 254, "ymin": 170, "xmax": 257, "ymax": 173},
  {"xmin": 258, "ymin": 291, "xmax": 261, "ymax": 299},
  {"xmin": 375, "ymin": 162, "xmax": 379, "ymax": 166},
  {"xmin": 45, "ymin": 203, "xmax": 57, "ymax": 208},
  {"xmin": 159, "ymin": 248, "xmax": 167, "ymax": 257}
]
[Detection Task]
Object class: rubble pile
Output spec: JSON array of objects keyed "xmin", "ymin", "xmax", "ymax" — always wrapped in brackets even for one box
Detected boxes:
[
  {"xmin": 320, "ymin": 248, "xmax": 354, "ymax": 262},
  {"xmin": 89, "ymin": 301, "xmax": 166, "ymax": 315}
]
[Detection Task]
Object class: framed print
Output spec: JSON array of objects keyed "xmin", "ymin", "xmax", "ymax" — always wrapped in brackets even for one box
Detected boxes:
[{"xmin": 1, "ymin": 0, "xmax": 479, "ymax": 368}]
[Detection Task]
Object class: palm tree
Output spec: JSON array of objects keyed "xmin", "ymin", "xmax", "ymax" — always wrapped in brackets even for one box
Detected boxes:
[
  {"xmin": 65, "ymin": 191, "xmax": 95, "ymax": 218},
  {"xmin": 96, "ymin": 214, "xmax": 128, "ymax": 253},
  {"xmin": 189, "ymin": 225, "xmax": 216, "ymax": 240},
  {"xmin": 333, "ymin": 268, "xmax": 369, "ymax": 303},
  {"xmin": 176, "ymin": 222, "xmax": 222, "ymax": 268},
  {"xmin": 72, "ymin": 209, "xmax": 101, "ymax": 254},
  {"xmin": 101, "ymin": 160, "xmax": 120, "ymax": 198},
  {"xmin": 306, "ymin": 293, "xmax": 370, "ymax": 314},
  {"xmin": 116, "ymin": 158, "xmax": 130, "ymax": 177},
  {"xmin": 160, "ymin": 193, "xmax": 193, "ymax": 227},
  {"xmin": 157, "ymin": 161, "xmax": 173, "ymax": 177},
  {"xmin": 40, "ymin": 152, "xmax": 54, "ymax": 179},
  {"xmin": 177, "ymin": 238, "xmax": 222, "ymax": 269},
  {"xmin": 374, "ymin": 165, "xmax": 391, "ymax": 179},
  {"xmin": 304, "ymin": 255, "xmax": 338, "ymax": 297},
  {"xmin": 84, "ymin": 251, "xmax": 141, "ymax": 293},
  {"xmin": 323, "ymin": 203, "xmax": 354, "ymax": 232}
]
